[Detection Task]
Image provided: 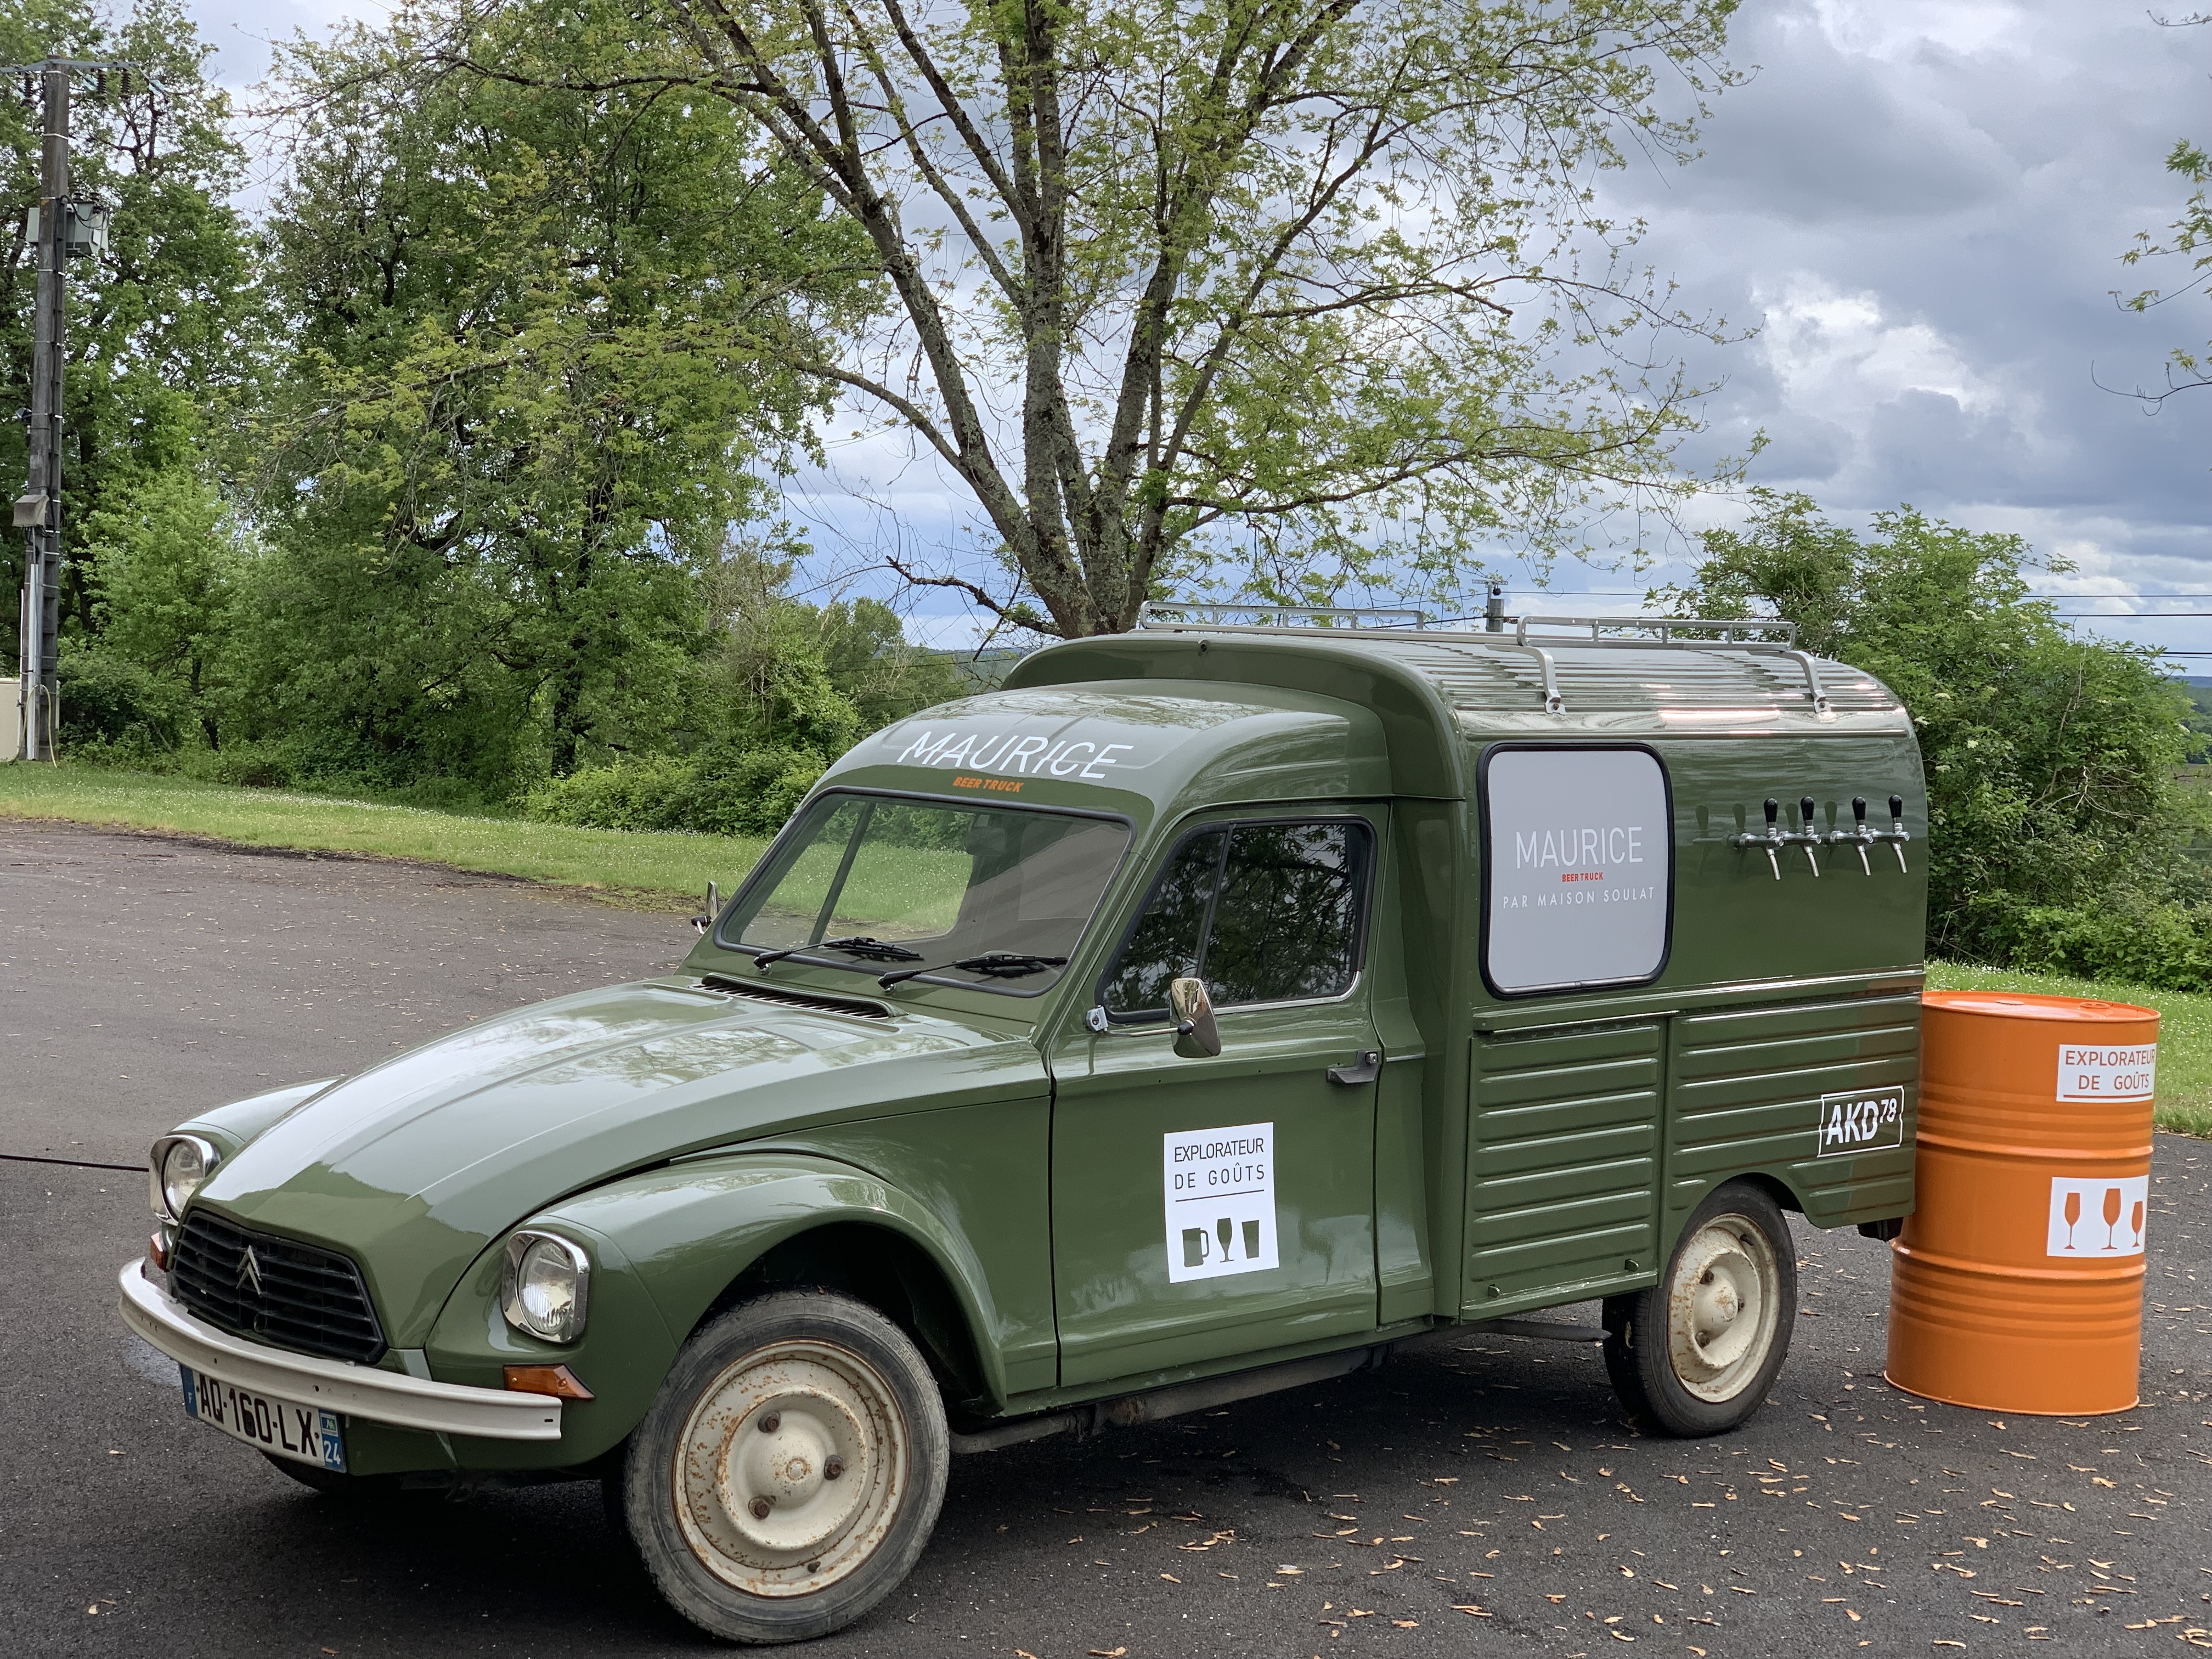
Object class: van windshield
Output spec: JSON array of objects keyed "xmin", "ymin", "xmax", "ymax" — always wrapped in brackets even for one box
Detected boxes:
[{"xmin": 721, "ymin": 793, "xmax": 1131, "ymax": 994}]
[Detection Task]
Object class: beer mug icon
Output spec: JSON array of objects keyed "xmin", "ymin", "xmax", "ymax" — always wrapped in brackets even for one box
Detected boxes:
[{"xmin": 1182, "ymin": 1228, "xmax": 1210, "ymax": 1268}]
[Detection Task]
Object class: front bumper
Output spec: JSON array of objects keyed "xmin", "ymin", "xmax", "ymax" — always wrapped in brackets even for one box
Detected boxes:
[{"xmin": 118, "ymin": 1259, "xmax": 563, "ymax": 1442}]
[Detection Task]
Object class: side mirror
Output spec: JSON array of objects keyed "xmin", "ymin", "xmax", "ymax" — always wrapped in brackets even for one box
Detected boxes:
[{"xmin": 1169, "ymin": 977, "xmax": 1222, "ymax": 1058}]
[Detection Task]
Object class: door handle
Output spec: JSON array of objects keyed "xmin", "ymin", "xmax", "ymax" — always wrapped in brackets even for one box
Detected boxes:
[{"xmin": 1327, "ymin": 1050, "xmax": 1382, "ymax": 1087}]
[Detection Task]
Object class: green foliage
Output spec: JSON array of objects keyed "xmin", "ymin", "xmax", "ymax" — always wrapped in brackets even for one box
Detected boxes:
[
  {"xmin": 1667, "ymin": 493, "xmax": 2210, "ymax": 984},
  {"xmin": 54, "ymin": 640, "xmax": 185, "ymax": 749},
  {"xmin": 0, "ymin": 0, "xmax": 258, "ymax": 658},
  {"xmin": 222, "ymin": 0, "xmax": 877, "ymax": 794},
  {"xmin": 524, "ymin": 542, "xmax": 969, "ymax": 835}
]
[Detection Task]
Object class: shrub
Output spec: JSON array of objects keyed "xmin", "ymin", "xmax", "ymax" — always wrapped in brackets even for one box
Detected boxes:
[{"xmin": 522, "ymin": 745, "xmax": 826, "ymax": 838}]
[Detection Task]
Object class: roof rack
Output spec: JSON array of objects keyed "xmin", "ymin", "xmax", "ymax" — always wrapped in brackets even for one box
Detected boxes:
[
  {"xmin": 1512, "ymin": 613, "xmax": 1796, "ymax": 646},
  {"xmin": 1131, "ymin": 600, "xmax": 1831, "ymax": 720},
  {"xmin": 1137, "ymin": 601, "xmax": 1430, "ymax": 630}
]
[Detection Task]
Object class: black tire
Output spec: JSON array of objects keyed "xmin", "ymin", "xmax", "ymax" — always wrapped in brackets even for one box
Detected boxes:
[
  {"xmin": 613, "ymin": 1289, "xmax": 949, "ymax": 1645},
  {"xmin": 1602, "ymin": 1181, "xmax": 1797, "ymax": 1437}
]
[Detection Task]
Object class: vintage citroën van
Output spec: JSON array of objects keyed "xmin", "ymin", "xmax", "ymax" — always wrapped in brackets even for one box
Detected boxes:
[{"xmin": 122, "ymin": 608, "xmax": 1926, "ymax": 1642}]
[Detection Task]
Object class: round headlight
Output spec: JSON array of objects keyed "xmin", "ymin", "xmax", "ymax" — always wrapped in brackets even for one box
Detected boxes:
[
  {"xmin": 154, "ymin": 1136, "xmax": 218, "ymax": 1219},
  {"xmin": 501, "ymin": 1231, "xmax": 590, "ymax": 1345}
]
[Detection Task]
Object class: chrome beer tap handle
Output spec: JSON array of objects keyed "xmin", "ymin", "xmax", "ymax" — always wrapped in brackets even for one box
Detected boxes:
[
  {"xmin": 1793, "ymin": 795, "xmax": 1822, "ymax": 876},
  {"xmin": 1731, "ymin": 796, "xmax": 1785, "ymax": 880},
  {"xmin": 1836, "ymin": 794, "xmax": 1872, "ymax": 874},
  {"xmin": 1870, "ymin": 792, "xmax": 1911, "ymax": 872}
]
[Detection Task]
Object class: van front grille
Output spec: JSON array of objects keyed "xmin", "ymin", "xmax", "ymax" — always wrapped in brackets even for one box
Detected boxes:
[{"xmin": 170, "ymin": 1210, "xmax": 387, "ymax": 1364}]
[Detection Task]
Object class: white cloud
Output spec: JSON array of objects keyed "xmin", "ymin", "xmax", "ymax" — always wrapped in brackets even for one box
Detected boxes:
[{"xmin": 1757, "ymin": 277, "xmax": 2006, "ymax": 419}]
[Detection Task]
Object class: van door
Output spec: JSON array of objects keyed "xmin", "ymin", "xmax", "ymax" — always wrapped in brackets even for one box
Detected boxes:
[{"xmin": 1048, "ymin": 809, "xmax": 1385, "ymax": 1387}]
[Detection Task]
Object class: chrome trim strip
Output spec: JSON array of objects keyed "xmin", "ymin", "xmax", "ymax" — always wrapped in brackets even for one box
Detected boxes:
[{"xmin": 117, "ymin": 1260, "xmax": 562, "ymax": 1442}]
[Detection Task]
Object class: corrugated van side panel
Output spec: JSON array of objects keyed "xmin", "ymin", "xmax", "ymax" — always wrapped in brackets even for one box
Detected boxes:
[
  {"xmin": 1463, "ymin": 1020, "xmax": 1662, "ymax": 1315},
  {"xmin": 1667, "ymin": 993, "xmax": 1922, "ymax": 1236}
]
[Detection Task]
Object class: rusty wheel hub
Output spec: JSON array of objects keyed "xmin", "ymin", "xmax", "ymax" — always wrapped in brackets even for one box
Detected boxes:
[
  {"xmin": 673, "ymin": 1339, "xmax": 909, "ymax": 1597},
  {"xmin": 1665, "ymin": 1216, "xmax": 1780, "ymax": 1403}
]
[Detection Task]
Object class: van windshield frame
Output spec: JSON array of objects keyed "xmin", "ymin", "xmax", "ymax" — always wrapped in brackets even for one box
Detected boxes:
[{"xmin": 713, "ymin": 788, "xmax": 1135, "ymax": 998}]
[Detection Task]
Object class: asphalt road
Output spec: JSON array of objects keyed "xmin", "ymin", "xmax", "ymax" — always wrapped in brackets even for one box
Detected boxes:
[
  {"xmin": 0, "ymin": 820, "xmax": 685, "ymax": 1165},
  {"xmin": 5, "ymin": 820, "xmax": 2211, "ymax": 1657}
]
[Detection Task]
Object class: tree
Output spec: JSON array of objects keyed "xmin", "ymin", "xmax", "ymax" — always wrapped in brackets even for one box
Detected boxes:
[
  {"xmin": 436, "ymin": 0, "xmax": 1744, "ymax": 636},
  {"xmin": 1666, "ymin": 493, "xmax": 2205, "ymax": 977},
  {"xmin": 239, "ymin": 0, "xmax": 878, "ymax": 789},
  {"xmin": 0, "ymin": 0, "xmax": 257, "ymax": 661}
]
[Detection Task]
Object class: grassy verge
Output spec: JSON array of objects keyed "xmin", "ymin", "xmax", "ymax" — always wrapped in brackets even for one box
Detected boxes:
[
  {"xmin": 1926, "ymin": 961, "xmax": 2212, "ymax": 1138},
  {"xmin": 0, "ymin": 761, "xmax": 765, "ymax": 910}
]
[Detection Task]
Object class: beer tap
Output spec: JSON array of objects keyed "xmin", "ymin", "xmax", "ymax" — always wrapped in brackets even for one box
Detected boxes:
[
  {"xmin": 1832, "ymin": 794, "xmax": 1875, "ymax": 875},
  {"xmin": 1731, "ymin": 797, "xmax": 1786, "ymax": 880},
  {"xmin": 1872, "ymin": 793, "xmax": 1911, "ymax": 872},
  {"xmin": 1786, "ymin": 794, "xmax": 1823, "ymax": 877}
]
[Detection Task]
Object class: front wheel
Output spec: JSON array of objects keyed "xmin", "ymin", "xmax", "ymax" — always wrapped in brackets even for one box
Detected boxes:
[
  {"xmin": 612, "ymin": 1289, "xmax": 949, "ymax": 1644},
  {"xmin": 1602, "ymin": 1181, "xmax": 1797, "ymax": 1436}
]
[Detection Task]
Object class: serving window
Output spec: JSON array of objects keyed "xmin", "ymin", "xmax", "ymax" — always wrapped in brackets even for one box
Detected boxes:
[{"xmin": 1480, "ymin": 745, "xmax": 1673, "ymax": 996}]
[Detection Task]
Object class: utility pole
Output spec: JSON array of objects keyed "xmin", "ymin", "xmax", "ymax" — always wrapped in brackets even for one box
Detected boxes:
[
  {"xmin": 14, "ymin": 63, "xmax": 67, "ymax": 761},
  {"xmin": 8, "ymin": 59, "xmax": 117, "ymax": 762}
]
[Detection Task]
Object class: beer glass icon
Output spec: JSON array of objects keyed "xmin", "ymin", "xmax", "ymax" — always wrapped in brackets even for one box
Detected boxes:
[
  {"xmin": 2102, "ymin": 1186, "xmax": 2124, "ymax": 1251},
  {"xmin": 1243, "ymin": 1218, "xmax": 1262, "ymax": 1259},
  {"xmin": 2061, "ymin": 1189, "xmax": 2081, "ymax": 1250},
  {"xmin": 2130, "ymin": 1198, "xmax": 2146, "ymax": 1250},
  {"xmin": 1182, "ymin": 1228, "xmax": 1209, "ymax": 1268},
  {"xmin": 1218, "ymin": 1217, "xmax": 1235, "ymax": 1261}
]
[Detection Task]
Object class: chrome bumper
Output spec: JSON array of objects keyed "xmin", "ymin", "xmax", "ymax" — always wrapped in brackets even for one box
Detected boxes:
[{"xmin": 117, "ymin": 1259, "xmax": 562, "ymax": 1442}]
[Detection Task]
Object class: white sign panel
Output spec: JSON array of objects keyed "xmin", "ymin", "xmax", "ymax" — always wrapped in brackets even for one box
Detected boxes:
[
  {"xmin": 1484, "ymin": 747, "xmax": 1671, "ymax": 994},
  {"xmin": 1163, "ymin": 1122, "xmax": 1278, "ymax": 1283},
  {"xmin": 2046, "ymin": 1175, "xmax": 2149, "ymax": 1258},
  {"xmin": 2056, "ymin": 1042, "xmax": 2157, "ymax": 1102},
  {"xmin": 1815, "ymin": 1086, "xmax": 1906, "ymax": 1158}
]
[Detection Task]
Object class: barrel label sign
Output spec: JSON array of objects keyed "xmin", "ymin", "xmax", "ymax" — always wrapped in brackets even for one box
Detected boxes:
[
  {"xmin": 1815, "ymin": 1086, "xmax": 1906, "ymax": 1157},
  {"xmin": 2046, "ymin": 1175, "xmax": 2149, "ymax": 1257},
  {"xmin": 2056, "ymin": 1042, "xmax": 2157, "ymax": 1102}
]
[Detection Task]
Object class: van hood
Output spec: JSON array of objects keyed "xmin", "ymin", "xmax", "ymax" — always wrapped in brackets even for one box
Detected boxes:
[{"xmin": 193, "ymin": 978, "xmax": 1045, "ymax": 1345}]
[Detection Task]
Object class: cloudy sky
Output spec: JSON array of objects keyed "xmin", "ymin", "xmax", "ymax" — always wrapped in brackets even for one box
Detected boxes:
[{"xmin": 177, "ymin": 0, "xmax": 2212, "ymax": 659}]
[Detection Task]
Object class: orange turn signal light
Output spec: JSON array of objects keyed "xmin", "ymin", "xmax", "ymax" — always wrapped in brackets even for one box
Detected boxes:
[
  {"xmin": 501, "ymin": 1363, "xmax": 594, "ymax": 1401},
  {"xmin": 148, "ymin": 1230, "xmax": 170, "ymax": 1272}
]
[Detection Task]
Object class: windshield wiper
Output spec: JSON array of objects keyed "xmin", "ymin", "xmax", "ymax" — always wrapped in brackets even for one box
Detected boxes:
[
  {"xmin": 877, "ymin": 952, "xmax": 1069, "ymax": 989},
  {"xmin": 754, "ymin": 936, "xmax": 925, "ymax": 970}
]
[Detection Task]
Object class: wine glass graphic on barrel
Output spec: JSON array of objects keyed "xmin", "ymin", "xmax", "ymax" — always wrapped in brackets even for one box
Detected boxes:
[
  {"xmin": 2062, "ymin": 1188, "xmax": 2083, "ymax": 1250},
  {"xmin": 2131, "ymin": 1197, "xmax": 2147, "ymax": 1251},
  {"xmin": 2103, "ymin": 1186, "xmax": 2125, "ymax": 1251}
]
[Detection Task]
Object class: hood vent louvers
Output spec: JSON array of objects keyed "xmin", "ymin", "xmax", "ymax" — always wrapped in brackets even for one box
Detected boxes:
[{"xmin": 699, "ymin": 973, "xmax": 894, "ymax": 1020}]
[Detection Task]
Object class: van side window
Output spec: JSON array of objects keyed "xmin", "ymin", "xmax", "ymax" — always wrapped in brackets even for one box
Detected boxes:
[{"xmin": 1102, "ymin": 821, "xmax": 1371, "ymax": 1017}]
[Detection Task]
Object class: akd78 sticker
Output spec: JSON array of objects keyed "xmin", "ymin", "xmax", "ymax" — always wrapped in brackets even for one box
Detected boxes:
[{"xmin": 1815, "ymin": 1086, "xmax": 1906, "ymax": 1158}]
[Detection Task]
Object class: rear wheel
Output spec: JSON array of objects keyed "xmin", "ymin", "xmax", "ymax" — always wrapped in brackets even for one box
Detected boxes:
[
  {"xmin": 612, "ymin": 1289, "xmax": 948, "ymax": 1644},
  {"xmin": 1602, "ymin": 1181, "xmax": 1797, "ymax": 1436}
]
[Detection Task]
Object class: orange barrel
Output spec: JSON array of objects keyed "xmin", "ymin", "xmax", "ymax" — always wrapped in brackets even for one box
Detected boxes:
[{"xmin": 1886, "ymin": 991, "xmax": 2158, "ymax": 1415}]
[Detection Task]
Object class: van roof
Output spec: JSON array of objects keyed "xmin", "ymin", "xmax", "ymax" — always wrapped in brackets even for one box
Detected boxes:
[{"xmin": 1003, "ymin": 616, "xmax": 1911, "ymax": 799}]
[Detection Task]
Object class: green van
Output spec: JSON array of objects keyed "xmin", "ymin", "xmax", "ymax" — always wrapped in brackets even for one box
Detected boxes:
[{"xmin": 121, "ymin": 610, "xmax": 1927, "ymax": 1643}]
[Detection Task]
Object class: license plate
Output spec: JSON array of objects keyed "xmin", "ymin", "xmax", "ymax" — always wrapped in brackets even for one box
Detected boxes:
[{"xmin": 180, "ymin": 1367, "xmax": 346, "ymax": 1471}]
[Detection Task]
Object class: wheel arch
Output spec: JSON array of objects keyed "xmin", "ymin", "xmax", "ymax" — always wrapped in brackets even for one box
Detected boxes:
[{"xmin": 551, "ymin": 1152, "xmax": 1012, "ymax": 1413}]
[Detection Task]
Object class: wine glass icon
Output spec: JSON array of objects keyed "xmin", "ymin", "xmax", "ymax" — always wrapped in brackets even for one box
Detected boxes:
[
  {"xmin": 1218, "ymin": 1216, "xmax": 1235, "ymax": 1262},
  {"xmin": 2102, "ymin": 1186, "xmax": 2124, "ymax": 1251},
  {"xmin": 2062, "ymin": 1189, "xmax": 2082, "ymax": 1251},
  {"xmin": 2131, "ymin": 1199, "xmax": 2146, "ymax": 1250}
]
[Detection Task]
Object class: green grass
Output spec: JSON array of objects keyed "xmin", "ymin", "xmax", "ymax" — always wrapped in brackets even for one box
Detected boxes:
[
  {"xmin": 1926, "ymin": 961, "xmax": 2212, "ymax": 1138},
  {"xmin": 0, "ymin": 761, "xmax": 765, "ymax": 911}
]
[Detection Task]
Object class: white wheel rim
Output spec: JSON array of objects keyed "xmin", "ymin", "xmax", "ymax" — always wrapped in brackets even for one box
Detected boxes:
[
  {"xmin": 672, "ymin": 1339, "xmax": 910, "ymax": 1598},
  {"xmin": 1666, "ymin": 1215, "xmax": 1781, "ymax": 1403}
]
